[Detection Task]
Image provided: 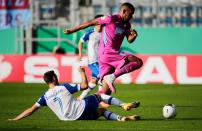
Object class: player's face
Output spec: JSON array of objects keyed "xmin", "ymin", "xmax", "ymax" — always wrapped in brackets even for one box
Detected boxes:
[{"xmin": 122, "ymin": 9, "xmax": 134, "ymax": 22}]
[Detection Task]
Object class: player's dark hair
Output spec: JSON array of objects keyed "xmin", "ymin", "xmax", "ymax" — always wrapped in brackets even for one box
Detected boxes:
[
  {"xmin": 121, "ymin": 2, "xmax": 135, "ymax": 12},
  {"xmin": 43, "ymin": 70, "xmax": 57, "ymax": 84},
  {"xmin": 94, "ymin": 14, "xmax": 104, "ymax": 19}
]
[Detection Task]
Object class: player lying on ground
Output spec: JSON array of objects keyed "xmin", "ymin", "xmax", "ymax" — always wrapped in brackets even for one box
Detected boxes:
[{"xmin": 8, "ymin": 67, "xmax": 140, "ymax": 121}]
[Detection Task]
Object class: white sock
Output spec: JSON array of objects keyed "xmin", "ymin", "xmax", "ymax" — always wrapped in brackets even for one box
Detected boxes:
[
  {"xmin": 100, "ymin": 94, "xmax": 123, "ymax": 106},
  {"xmin": 88, "ymin": 82, "xmax": 96, "ymax": 90},
  {"xmin": 103, "ymin": 110, "xmax": 119, "ymax": 121},
  {"xmin": 79, "ymin": 82, "xmax": 96, "ymax": 99}
]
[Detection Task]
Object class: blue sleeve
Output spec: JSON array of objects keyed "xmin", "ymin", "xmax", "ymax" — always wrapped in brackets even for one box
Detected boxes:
[
  {"xmin": 63, "ymin": 83, "xmax": 79, "ymax": 94},
  {"xmin": 36, "ymin": 95, "xmax": 47, "ymax": 106},
  {"xmin": 80, "ymin": 29, "xmax": 94, "ymax": 42}
]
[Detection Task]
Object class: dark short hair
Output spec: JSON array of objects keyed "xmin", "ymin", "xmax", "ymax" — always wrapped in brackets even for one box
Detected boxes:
[
  {"xmin": 94, "ymin": 14, "xmax": 104, "ymax": 19},
  {"xmin": 121, "ymin": 2, "xmax": 135, "ymax": 12},
  {"xmin": 43, "ymin": 70, "xmax": 57, "ymax": 84}
]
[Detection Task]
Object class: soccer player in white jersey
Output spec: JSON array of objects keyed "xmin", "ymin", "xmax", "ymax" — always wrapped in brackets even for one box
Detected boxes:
[
  {"xmin": 77, "ymin": 15, "xmax": 103, "ymax": 100},
  {"xmin": 8, "ymin": 67, "xmax": 140, "ymax": 121}
]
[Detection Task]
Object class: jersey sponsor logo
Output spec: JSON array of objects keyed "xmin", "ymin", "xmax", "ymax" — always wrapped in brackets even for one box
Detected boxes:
[
  {"xmin": 46, "ymin": 89, "xmax": 63, "ymax": 100},
  {"xmin": 1, "ymin": 55, "xmax": 202, "ymax": 84},
  {"xmin": 115, "ymin": 27, "xmax": 124, "ymax": 35}
]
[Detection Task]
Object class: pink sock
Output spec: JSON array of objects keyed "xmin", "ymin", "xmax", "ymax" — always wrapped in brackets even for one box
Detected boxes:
[{"xmin": 114, "ymin": 62, "xmax": 139, "ymax": 78}]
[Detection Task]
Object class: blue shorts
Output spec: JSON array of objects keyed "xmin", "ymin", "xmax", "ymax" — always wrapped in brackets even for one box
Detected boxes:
[
  {"xmin": 78, "ymin": 94, "xmax": 100, "ymax": 120},
  {"xmin": 88, "ymin": 62, "xmax": 100, "ymax": 80}
]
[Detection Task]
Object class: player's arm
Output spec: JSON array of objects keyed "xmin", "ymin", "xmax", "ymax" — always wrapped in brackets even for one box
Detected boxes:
[
  {"xmin": 126, "ymin": 29, "xmax": 138, "ymax": 43},
  {"xmin": 8, "ymin": 104, "xmax": 39, "ymax": 121},
  {"xmin": 63, "ymin": 67, "xmax": 88, "ymax": 94},
  {"xmin": 77, "ymin": 40, "xmax": 84, "ymax": 61},
  {"xmin": 77, "ymin": 32, "xmax": 89, "ymax": 60},
  {"xmin": 78, "ymin": 67, "xmax": 88, "ymax": 90},
  {"xmin": 64, "ymin": 19, "xmax": 98, "ymax": 34}
]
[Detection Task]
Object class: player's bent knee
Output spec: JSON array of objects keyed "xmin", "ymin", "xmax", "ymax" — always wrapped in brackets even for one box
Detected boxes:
[
  {"xmin": 97, "ymin": 108, "xmax": 106, "ymax": 116},
  {"xmin": 137, "ymin": 59, "xmax": 143, "ymax": 69},
  {"xmin": 105, "ymin": 89, "xmax": 112, "ymax": 95},
  {"xmin": 103, "ymin": 86, "xmax": 112, "ymax": 95},
  {"xmin": 129, "ymin": 57, "xmax": 143, "ymax": 69}
]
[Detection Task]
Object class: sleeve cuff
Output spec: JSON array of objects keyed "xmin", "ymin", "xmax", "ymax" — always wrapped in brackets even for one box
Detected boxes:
[{"xmin": 35, "ymin": 102, "xmax": 41, "ymax": 107}]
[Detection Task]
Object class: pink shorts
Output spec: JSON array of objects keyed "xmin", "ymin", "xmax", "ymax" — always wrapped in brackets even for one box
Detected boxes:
[{"xmin": 98, "ymin": 52, "xmax": 132, "ymax": 80}]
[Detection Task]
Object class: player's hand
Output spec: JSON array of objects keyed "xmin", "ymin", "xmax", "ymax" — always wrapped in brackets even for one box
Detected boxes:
[
  {"xmin": 8, "ymin": 118, "xmax": 16, "ymax": 121},
  {"xmin": 64, "ymin": 29, "xmax": 72, "ymax": 34},
  {"xmin": 127, "ymin": 29, "xmax": 138, "ymax": 43},
  {"xmin": 130, "ymin": 29, "xmax": 137, "ymax": 37}
]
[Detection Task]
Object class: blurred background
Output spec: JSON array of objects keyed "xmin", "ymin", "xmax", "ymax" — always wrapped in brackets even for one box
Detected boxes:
[{"xmin": 0, "ymin": 0, "xmax": 202, "ymax": 84}]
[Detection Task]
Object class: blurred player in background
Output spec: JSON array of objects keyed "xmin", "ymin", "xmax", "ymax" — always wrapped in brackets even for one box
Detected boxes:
[
  {"xmin": 77, "ymin": 15, "xmax": 103, "ymax": 100},
  {"xmin": 64, "ymin": 2, "xmax": 143, "ymax": 95},
  {"xmin": 8, "ymin": 67, "xmax": 140, "ymax": 121}
]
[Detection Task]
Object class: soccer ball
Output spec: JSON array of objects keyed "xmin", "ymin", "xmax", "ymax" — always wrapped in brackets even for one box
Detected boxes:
[{"xmin": 162, "ymin": 104, "xmax": 177, "ymax": 119}]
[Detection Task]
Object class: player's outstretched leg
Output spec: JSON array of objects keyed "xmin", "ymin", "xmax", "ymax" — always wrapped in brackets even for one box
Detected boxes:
[
  {"xmin": 120, "ymin": 101, "xmax": 140, "ymax": 111},
  {"xmin": 99, "ymin": 109, "xmax": 140, "ymax": 121},
  {"xmin": 118, "ymin": 115, "xmax": 140, "ymax": 121},
  {"xmin": 99, "ymin": 94, "xmax": 140, "ymax": 111}
]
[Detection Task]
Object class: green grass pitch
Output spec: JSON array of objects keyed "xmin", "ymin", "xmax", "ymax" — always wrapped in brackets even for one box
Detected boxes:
[{"xmin": 0, "ymin": 83, "xmax": 202, "ymax": 131}]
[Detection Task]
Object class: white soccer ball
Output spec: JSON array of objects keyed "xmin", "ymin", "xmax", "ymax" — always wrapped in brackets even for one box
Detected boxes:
[{"xmin": 163, "ymin": 104, "xmax": 177, "ymax": 119}]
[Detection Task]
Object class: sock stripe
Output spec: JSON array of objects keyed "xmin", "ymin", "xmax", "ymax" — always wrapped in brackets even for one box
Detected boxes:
[
  {"xmin": 88, "ymin": 82, "xmax": 96, "ymax": 89},
  {"xmin": 107, "ymin": 112, "xmax": 113, "ymax": 120},
  {"xmin": 89, "ymin": 87, "xmax": 94, "ymax": 90},
  {"xmin": 108, "ymin": 97, "xmax": 113, "ymax": 105}
]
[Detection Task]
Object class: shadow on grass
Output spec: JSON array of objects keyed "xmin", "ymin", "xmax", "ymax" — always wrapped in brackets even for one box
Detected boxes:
[
  {"xmin": 143, "ymin": 105, "xmax": 202, "ymax": 108},
  {"xmin": 141, "ymin": 117, "xmax": 202, "ymax": 121}
]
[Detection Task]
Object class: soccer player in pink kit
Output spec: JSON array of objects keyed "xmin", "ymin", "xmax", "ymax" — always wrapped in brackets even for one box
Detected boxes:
[{"xmin": 64, "ymin": 2, "xmax": 143, "ymax": 95}]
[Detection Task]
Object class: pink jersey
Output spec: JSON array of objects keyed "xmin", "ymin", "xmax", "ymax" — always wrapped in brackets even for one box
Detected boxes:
[{"xmin": 97, "ymin": 14, "xmax": 131, "ymax": 56}]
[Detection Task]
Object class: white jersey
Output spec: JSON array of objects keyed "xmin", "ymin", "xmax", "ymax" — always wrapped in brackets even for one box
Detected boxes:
[
  {"xmin": 35, "ymin": 83, "xmax": 85, "ymax": 121},
  {"xmin": 80, "ymin": 28, "xmax": 100, "ymax": 64}
]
